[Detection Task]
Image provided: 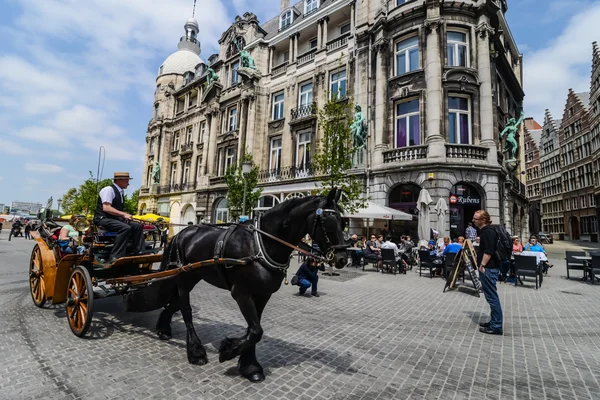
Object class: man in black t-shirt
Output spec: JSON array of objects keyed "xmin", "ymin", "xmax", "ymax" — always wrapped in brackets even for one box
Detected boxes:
[{"xmin": 472, "ymin": 210, "xmax": 503, "ymax": 335}]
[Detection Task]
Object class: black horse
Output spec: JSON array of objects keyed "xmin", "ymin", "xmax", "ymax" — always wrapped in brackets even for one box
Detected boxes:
[{"xmin": 135, "ymin": 188, "xmax": 347, "ymax": 383}]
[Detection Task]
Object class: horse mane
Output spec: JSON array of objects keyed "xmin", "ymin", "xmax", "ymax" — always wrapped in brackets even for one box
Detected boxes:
[{"xmin": 263, "ymin": 195, "xmax": 320, "ymax": 217}]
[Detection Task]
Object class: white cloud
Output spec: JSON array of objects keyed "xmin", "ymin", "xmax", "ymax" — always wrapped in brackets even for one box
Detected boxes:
[
  {"xmin": 24, "ymin": 163, "xmax": 65, "ymax": 173},
  {"xmin": 523, "ymin": 2, "xmax": 600, "ymax": 122},
  {"xmin": 0, "ymin": 137, "xmax": 30, "ymax": 155}
]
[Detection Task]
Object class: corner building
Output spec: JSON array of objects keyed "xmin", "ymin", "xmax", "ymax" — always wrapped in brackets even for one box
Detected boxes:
[{"xmin": 139, "ymin": 0, "xmax": 528, "ymax": 239}]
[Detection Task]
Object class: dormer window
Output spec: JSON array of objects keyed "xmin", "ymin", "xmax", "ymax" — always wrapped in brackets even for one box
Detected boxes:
[
  {"xmin": 305, "ymin": 0, "xmax": 319, "ymax": 15},
  {"xmin": 280, "ymin": 11, "xmax": 292, "ymax": 30}
]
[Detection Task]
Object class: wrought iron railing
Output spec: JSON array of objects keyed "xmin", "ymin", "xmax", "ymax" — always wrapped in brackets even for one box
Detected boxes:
[
  {"xmin": 272, "ymin": 61, "xmax": 288, "ymax": 77},
  {"xmin": 297, "ymin": 49, "xmax": 316, "ymax": 65},
  {"xmin": 305, "ymin": 6, "xmax": 319, "ymax": 16},
  {"xmin": 383, "ymin": 145, "xmax": 427, "ymax": 163},
  {"xmin": 445, "ymin": 144, "xmax": 489, "ymax": 160},
  {"xmin": 257, "ymin": 163, "xmax": 315, "ymax": 183},
  {"xmin": 326, "ymin": 34, "xmax": 349, "ymax": 52},
  {"xmin": 209, "ymin": 176, "xmax": 226, "ymax": 185},
  {"xmin": 291, "ymin": 102, "xmax": 317, "ymax": 121},
  {"xmin": 140, "ymin": 187, "xmax": 150, "ymax": 194},
  {"xmin": 180, "ymin": 36, "xmax": 199, "ymax": 45}
]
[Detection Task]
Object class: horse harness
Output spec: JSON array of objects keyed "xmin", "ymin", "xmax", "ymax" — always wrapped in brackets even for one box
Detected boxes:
[{"xmin": 208, "ymin": 207, "xmax": 341, "ymax": 289}]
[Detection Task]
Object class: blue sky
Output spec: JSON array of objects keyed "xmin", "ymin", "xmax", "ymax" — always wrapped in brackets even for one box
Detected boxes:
[{"xmin": 0, "ymin": 0, "xmax": 599, "ymax": 207}]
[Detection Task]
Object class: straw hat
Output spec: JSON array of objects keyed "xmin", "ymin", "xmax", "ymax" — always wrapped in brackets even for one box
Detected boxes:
[{"xmin": 113, "ymin": 172, "xmax": 133, "ymax": 180}]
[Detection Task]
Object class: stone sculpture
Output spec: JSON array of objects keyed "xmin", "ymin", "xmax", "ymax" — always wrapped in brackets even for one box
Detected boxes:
[
  {"xmin": 500, "ymin": 111, "xmax": 525, "ymax": 161},
  {"xmin": 207, "ymin": 67, "xmax": 219, "ymax": 86},
  {"xmin": 151, "ymin": 162, "xmax": 160, "ymax": 184}
]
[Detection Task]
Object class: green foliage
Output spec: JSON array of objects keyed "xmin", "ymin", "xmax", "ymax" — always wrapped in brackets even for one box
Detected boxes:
[
  {"xmin": 61, "ymin": 171, "xmax": 113, "ymax": 215},
  {"xmin": 224, "ymin": 152, "xmax": 262, "ymax": 221},
  {"xmin": 312, "ymin": 97, "xmax": 368, "ymax": 214},
  {"xmin": 124, "ymin": 189, "xmax": 139, "ymax": 215}
]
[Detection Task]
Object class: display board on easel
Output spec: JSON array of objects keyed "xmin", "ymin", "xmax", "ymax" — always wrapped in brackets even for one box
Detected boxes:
[{"xmin": 443, "ymin": 239, "xmax": 482, "ymax": 296}]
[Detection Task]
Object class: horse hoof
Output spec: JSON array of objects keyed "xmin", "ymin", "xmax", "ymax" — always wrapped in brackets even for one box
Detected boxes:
[
  {"xmin": 188, "ymin": 353, "xmax": 209, "ymax": 366},
  {"xmin": 244, "ymin": 372, "xmax": 265, "ymax": 383},
  {"xmin": 218, "ymin": 338, "xmax": 237, "ymax": 363},
  {"xmin": 157, "ymin": 331, "xmax": 172, "ymax": 341}
]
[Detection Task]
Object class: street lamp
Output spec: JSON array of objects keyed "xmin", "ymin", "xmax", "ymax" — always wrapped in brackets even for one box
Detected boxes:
[{"xmin": 241, "ymin": 160, "xmax": 253, "ymax": 219}]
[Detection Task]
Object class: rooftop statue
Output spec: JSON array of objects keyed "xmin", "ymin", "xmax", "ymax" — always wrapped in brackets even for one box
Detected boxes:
[
  {"xmin": 500, "ymin": 111, "xmax": 525, "ymax": 161},
  {"xmin": 207, "ymin": 67, "xmax": 219, "ymax": 86},
  {"xmin": 151, "ymin": 162, "xmax": 160, "ymax": 184}
]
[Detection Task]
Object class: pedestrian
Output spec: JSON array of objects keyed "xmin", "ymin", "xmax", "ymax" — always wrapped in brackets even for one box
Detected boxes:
[
  {"xmin": 160, "ymin": 228, "xmax": 169, "ymax": 248},
  {"xmin": 465, "ymin": 222, "xmax": 477, "ymax": 242},
  {"xmin": 472, "ymin": 210, "xmax": 503, "ymax": 335},
  {"xmin": 291, "ymin": 256, "xmax": 324, "ymax": 297},
  {"xmin": 24, "ymin": 219, "xmax": 32, "ymax": 240}
]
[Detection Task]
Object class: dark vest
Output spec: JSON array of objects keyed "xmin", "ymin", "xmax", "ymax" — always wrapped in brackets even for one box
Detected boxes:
[{"xmin": 95, "ymin": 184, "xmax": 124, "ymax": 219}]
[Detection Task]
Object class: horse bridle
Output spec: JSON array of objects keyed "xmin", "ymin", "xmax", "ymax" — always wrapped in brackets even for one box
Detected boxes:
[{"xmin": 309, "ymin": 206, "xmax": 345, "ymax": 263}]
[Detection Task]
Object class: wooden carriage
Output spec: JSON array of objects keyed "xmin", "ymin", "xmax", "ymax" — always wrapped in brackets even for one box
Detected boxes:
[{"xmin": 29, "ymin": 218, "xmax": 247, "ymax": 337}]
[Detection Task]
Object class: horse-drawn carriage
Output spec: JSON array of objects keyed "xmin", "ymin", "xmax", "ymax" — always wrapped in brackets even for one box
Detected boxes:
[{"xmin": 28, "ymin": 190, "xmax": 348, "ymax": 383}]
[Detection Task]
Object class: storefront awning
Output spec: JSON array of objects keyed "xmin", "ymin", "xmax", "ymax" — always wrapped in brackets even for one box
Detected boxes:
[{"xmin": 344, "ymin": 202, "xmax": 413, "ymax": 221}]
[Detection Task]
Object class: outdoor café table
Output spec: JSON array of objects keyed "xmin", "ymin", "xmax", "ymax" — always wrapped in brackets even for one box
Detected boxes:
[
  {"xmin": 573, "ymin": 255, "xmax": 592, "ymax": 281},
  {"xmin": 520, "ymin": 251, "xmax": 548, "ymax": 264}
]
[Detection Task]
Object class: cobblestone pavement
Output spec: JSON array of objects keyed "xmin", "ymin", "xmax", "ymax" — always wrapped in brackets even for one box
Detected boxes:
[{"xmin": 1, "ymin": 231, "xmax": 600, "ymax": 400}]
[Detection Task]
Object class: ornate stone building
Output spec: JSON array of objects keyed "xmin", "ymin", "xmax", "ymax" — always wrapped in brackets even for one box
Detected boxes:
[
  {"xmin": 524, "ymin": 118, "xmax": 542, "ymax": 236},
  {"xmin": 590, "ymin": 42, "xmax": 600, "ymax": 238},
  {"xmin": 539, "ymin": 110, "xmax": 564, "ymax": 239},
  {"xmin": 139, "ymin": 0, "xmax": 528, "ymax": 239}
]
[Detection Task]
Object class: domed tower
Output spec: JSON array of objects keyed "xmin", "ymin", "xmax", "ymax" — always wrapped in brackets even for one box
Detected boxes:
[{"xmin": 154, "ymin": 16, "xmax": 204, "ymax": 120}]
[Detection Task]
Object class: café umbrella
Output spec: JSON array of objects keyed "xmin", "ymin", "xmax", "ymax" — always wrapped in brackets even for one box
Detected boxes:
[
  {"xmin": 417, "ymin": 189, "xmax": 433, "ymax": 241},
  {"xmin": 343, "ymin": 202, "xmax": 412, "ymax": 220}
]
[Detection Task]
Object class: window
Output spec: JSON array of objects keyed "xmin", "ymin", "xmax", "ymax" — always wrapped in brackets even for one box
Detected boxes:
[
  {"xmin": 272, "ymin": 92, "xmax": 285, "ymax": 120},
  {"xmin": 269, "ymin": 137, "xmax": 282, "ymax": 171},
  {"xmin": 199, "ymin": 121, "xmax": 206, "ymax": 143},
  {"xmin": 146, "ymin": 165, "xmax": 153, "ymax": 187},
  {"xmin": 183, "ymin": 160, "xmax": 191, "ymax": 184},
  {"xmin": 296, "ymin": 132, "xmax": 311, "ymax": 168},
  {"xmin": 340, "ymin": 23, "xmax": 351, "ymax": 35},
  {"xmin": 395, "ymin": 99, "xmax": 420, "ymax": 148},
  {"xmin": 305, "ymin": 0, "xmax": 319, "ymax": 14},
  {"xmin": 280, "ymin": 11, "xmax": 292, "ymax": 29},
  {"xmin": 149, "ymin": 137, "xmax": 156, "ymax": 154},
  {"xmin": 215, "ymin": 198, "xmax": 229, "ymax": 224},
  {"xmin": 170, "ymin": 162, "xmax": 177, "ymax": 185},
  {"xmin": 176, "ymin": 96, "xmax": 185, "ymax": 113},
  {"xmin": 154, "ymin": 103, "xmax": 160, "ymax": 121},
  {"xmin": 447, "ymin": 31, "xmax": 468, "ymax": 67},
  {"xmin": 231, "ymin": 62, "xmax": 239, "ymax": 85},
  {"xmin": 225, "ymin": 147, "xmax": 235, "ymax": 171},
  {"xmin": 172, "ymin": 132, "xmax": 180, "ymax": 151},
  {"xmin": 228, "ymin": 107, "xmax": 238, "ymax": 131},
  {"xmin": 299, "ymin": 82, "xmax": 313, "ymax": 106},
  {"xmin": 186, "ymin": 126, "xmax": 193, "ymax": 143},
  {"xmin": 329, "ymin": 70, "xmax": 347, "ymax": 100},
  {"xmin": 310, "ymin": 38, "xmax": 318, "ymax": 49},
  {"xmin": 395, "ymin": 36, "xmax": 419, "ymax": 75},
  {"xmin": 196, "ymin": 155, "xmax": 202, "ymax": 181},
  {"xmin": 448, "ymin": 96, "xmax": 471, "ymax": 144}
]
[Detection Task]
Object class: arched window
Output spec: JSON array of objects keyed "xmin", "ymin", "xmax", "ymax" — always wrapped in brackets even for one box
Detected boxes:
[
  {"xmin": 214, "ymin": 198, "xmax": 229, "ymax": 224},
  {"xmin": 285, "ymin": 192, "xmax": 305, "ymax": 200},
  {"xmin": 256, "ymin": 195, "xmax": 280, "ymax": 210}
]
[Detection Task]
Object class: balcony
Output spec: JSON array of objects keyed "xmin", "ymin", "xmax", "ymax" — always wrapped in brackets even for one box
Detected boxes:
[
  {"xmin": 180, "ymin": 142, "xmax": 194, "ymax": 155},
  {"xmin": 170, "ymin": 148, "xmax": 179, "ymax": 157},
  {"xmin": 157, "ymin": 183, "xmax": 194, "ymax": 194},
  {"xmin": 140, "ymin": 187, "xmax": 150, "ymax": 194},
  {"xmin": 257, "ymin": 164, "xmax": 315, "ymax": 183},
  {"xmin": 180, "ymin": 36, "xmax": 199, "ymax": 45},
  {"xmin": 297, "ymin": 49, "xmax": 316, "ymax": 66},
  {"xmin": 445, "ymin": 144, "xmax": 488, "ymax": 160},
  {"xmin": 272, "ymin": 62, "xmax": 288, "ymax": 77},
  {"xmin": 290, "ymin": 102, "xmax": 317, "ymax": 122},
  {"xmin": 326, "ymin": 34, "xmax": 349, "ymax": 53},
  {"xmin": 383, "ymin": 145, "xmax": 427, "ymax": 163},
  {"xmin": 209, "ymin": 176, "xmax": 226, "ymax": 185}
]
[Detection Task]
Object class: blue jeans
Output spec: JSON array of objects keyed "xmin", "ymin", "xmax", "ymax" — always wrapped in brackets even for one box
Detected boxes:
[
  {"xmin": 299, "ymin": 276, "xmax": 318, "ymax": 295},
  {"xmin": 481, "ymin": 267, "xmax": 503, "ymax": 331}
]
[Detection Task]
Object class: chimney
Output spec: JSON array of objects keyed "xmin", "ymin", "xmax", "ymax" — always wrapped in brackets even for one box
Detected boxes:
[{"xmin": 281, "ymin": 0, "xmax": 290, "ymax": 11}]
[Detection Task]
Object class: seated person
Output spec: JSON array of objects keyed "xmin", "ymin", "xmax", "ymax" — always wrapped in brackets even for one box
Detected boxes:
[
  {"xmin": 93, "ymin": 172, "xmax": 144, "ymax": 263},
  {"xmin": 58, "ymin": 216, "xmax": 86, "ymax": 255},
  {"xmin": 364, "ymin": 234, "xmax": 382, "ymax": 268},
  {"xmin": 381, "ymin": 235, "xmax": 406, "ymax": 271},
  {"xmin": 457, "ymin": 236, "xmax": 465, "ymax": 246},
  {"xmin": 512, "ymin": 237, "xmax": 523, "ymax": 253},
  {"xmin": 523, "ymin": 236, "xmax": 545, "ymax": 253},
  {"xmin": 348, "ymin": 234, "xmax": 362, "ymax": 265},
  {"xmin": 292, "ymin": 257, "xmax": 325, "ymax": 297},
  {"xmin": 443, "ymin": 238, "xmax": 463, "ymax": 256}
]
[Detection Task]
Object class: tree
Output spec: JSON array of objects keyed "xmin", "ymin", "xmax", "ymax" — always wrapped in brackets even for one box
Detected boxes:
[
  {"xmin": 124, "ymin": 189, "xmax": 139, "ymax": 215},
  {"xmin": 224, "ymin": 152, "xmax": 262, "ymax": 221},
  {"xmin": 312, "ymin": 97, "xmax": 368, "ymax": 214},
  {"xmin": 61, "ymin": 172, "xmax": 113, "ymax": 215}
]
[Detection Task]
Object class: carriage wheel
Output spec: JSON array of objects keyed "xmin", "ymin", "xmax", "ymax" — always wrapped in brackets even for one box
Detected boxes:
[
  {"xmin": 29, "ymin": 244, "xmax": 47, "ymax": 307},
  {"xmin": 66, "ymin": 266, "xmax": 94, "ymax": 337}
]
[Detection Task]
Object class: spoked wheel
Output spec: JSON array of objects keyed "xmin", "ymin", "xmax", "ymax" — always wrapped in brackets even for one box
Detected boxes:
[
  {"xmin": 29, "ymin": 244, "xmax": 47, "ymax": 307},
  {"xmin": 66, "ymin": 266, "xmax": 94, "ymax": 337}
]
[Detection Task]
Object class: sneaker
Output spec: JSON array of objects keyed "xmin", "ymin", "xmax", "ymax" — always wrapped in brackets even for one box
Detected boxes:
[
  {"xmin": 311, "ymin": 293, "xmax": 320, "ymax": 297},
  {"xmin": 479, "ymin": 321, "xmax": 491, "ymax": 328}
]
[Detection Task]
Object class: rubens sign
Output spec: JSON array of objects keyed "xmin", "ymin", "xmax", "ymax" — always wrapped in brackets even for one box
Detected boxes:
[{"xmin": 449, "ymin": 195, "xmax": 480, "ymax": 205}]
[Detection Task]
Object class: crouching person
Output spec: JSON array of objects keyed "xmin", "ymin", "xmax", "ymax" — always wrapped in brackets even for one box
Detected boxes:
[{"xmin": 291, "ymin": 256, "xmax": 325, "ymax": 297}]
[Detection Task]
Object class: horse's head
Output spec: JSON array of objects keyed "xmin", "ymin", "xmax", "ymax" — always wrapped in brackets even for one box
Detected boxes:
[{"xmin": 309, "ymin": 188, "xmax": 347, "ymax": 269}]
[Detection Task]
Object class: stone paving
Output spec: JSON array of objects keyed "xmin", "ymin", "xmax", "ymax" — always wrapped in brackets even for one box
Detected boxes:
[{"xmin": 1, "ymin": 230, "xmax": 600, "ymax": 399}]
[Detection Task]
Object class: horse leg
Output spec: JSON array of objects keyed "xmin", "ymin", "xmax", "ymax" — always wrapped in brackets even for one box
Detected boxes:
[
  {"xmin": 237, "ymin": 294, "xmax": 271, "ymax": 382},
  {"xmin": 156, "ymin": 289, "xmax": 179, "ymax": 340},
  {"xmin": 179, "ymin": 282, "xmax": 208, "ymax": 365},
  {"xmin": 219, "ymin": 288, "xmax": 263, "ymax": 366}
]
